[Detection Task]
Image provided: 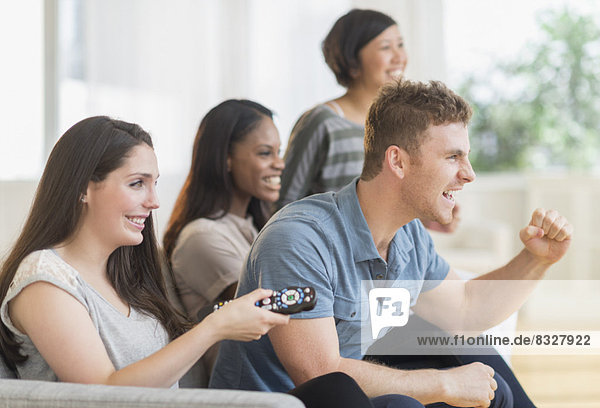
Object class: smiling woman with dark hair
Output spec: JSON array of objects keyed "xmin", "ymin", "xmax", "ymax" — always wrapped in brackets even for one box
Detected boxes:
[
  {"xmin": 277, "ymin": 9, "xmax": 406, "ymax": 209},
  {"xmin": 163, "ymin": 99, "xmax": 284, "ymax": 320},
  {"xmin": 161, "ymin": 100, "xmax": 285, "ymax": 381},
  {"xmin": 0, "ymin": 116, "xmax": 288, "ymax": 388}
]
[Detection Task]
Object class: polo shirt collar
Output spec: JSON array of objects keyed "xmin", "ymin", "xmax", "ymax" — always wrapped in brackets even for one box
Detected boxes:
[
  {"xmin": 335, "ymin": 178, "xmax": 382, "ymax": 263},
  {"xmin": 336, "ymin": 178, "xmax": 416, "ymax": 265}
]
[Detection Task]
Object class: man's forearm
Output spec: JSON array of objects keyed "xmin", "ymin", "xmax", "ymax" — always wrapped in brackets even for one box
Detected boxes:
[
  {"xmin": 337, "ymin": 357, "xmax": 498, "ymax": 407},
  {"xmin": 477, "ymin": 247, "xmax": 551, "ymax": 281},
  {"xmin": 464, "ymin": 248, "xmax": 551, "ymax": 330},
  {"xmin": 337, "ymin": 357, "xmax": 445, "ymax": 403}
]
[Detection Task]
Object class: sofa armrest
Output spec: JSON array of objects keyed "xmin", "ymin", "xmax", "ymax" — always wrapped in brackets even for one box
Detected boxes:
[{"xmin": 0, "ymin": 379, "xmax": 305, "ymax": 408}]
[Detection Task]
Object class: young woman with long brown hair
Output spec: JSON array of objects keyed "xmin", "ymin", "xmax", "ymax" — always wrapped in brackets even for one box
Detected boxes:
[{"xmin": 0, "ymin": 116, "xmax": 287, "ymax": 387}]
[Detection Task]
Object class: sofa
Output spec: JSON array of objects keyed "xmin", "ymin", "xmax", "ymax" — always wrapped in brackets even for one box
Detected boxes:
[{"xmin": 0, "ymin": 355, "xmax": 304, "ymax": 408}]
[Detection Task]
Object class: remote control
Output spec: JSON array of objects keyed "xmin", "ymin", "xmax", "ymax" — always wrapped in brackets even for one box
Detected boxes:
[
  {"xmin": 255, "ymin": 287, "xmax": 317, "ymax": 314},
  {"xmin": 213, "ymin": 286, "xmax": 317, "ymax": 314}
]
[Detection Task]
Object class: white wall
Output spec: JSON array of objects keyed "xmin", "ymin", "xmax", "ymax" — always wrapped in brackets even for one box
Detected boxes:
[
  {"xmin": 0, "ymin": 182, "xmax": 37, "ymax": 260},
  {"xmin": 56, "ymin": 0, "xmax": 446, "ymax": 177}
]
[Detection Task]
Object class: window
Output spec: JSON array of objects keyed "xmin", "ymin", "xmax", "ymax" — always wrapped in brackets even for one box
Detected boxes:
[
  {"xmin": 444, "ymin": 0, "xmax": 600, "ymax": 172},
  {"xmin": 0, "ymin": 1, "xmax": 44, "ymax": 180}
]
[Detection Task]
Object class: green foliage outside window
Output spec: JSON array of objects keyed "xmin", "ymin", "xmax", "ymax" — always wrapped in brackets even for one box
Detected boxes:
[{"xmin": 460, "ymin": 8, "xmax": 600, "ymax": 172}]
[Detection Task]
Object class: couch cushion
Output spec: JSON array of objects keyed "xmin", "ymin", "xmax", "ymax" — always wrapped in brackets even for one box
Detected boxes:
[{"xmin": 0, "ymin": 378, "xmax": 305, "ymax": 408}]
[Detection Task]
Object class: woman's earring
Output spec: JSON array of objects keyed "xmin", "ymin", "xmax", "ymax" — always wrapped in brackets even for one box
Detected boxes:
[{"xmin": 80, "ymin": 195, "xmax": 87, "ymax": 203}]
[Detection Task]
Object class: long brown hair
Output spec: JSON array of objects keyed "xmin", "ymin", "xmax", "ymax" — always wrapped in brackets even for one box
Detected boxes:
[
  {"xmin": 163, "ymin": 99, "xmax": 274, "ymax": 262},
  {"xmin": 0, "ymin": 116, "xmax": 191, "ymax": 372}
]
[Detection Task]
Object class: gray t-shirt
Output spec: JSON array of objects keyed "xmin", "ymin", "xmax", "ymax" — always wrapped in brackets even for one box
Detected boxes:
[{"xmin": 0, "ymin": 249, "xmax": 171, "ymax": 384}]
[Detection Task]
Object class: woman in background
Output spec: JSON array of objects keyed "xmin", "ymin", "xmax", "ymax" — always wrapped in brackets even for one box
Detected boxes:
[
  {"xmin": 162, "ymin": 99, "xmax": 284, "ymax": 383},
  {"xmin": 163, "ymin": 99, "xmax": 284, "ymax": 321},
  {"xmin": 277, "ymin": 9, "xmax": 406, "ymax": 209}
]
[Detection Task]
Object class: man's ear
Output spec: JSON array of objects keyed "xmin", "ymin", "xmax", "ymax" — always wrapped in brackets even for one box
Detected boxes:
[{"xmin": 385, "ymin": 145, "xmax": 409, "ymax": 179}]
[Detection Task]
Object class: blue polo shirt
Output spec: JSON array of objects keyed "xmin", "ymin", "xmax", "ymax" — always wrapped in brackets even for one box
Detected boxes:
[{"xmin": 209, "ymin": 178, "xmax": 449, "ymax": 392}]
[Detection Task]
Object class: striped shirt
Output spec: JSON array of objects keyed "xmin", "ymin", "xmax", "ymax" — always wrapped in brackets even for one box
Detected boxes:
[{"xmin": 276, "ymin": 104, "xmax": 364, "ymax": 209}]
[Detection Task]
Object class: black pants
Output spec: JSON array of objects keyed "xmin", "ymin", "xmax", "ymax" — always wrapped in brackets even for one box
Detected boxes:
[
  {"xmin": 364, "ymin": 316, "xmax": 535, "ymax": 408},
  {"xmin": 289, "ymin": 372, "xmax": 425, "ymax": 408}
]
